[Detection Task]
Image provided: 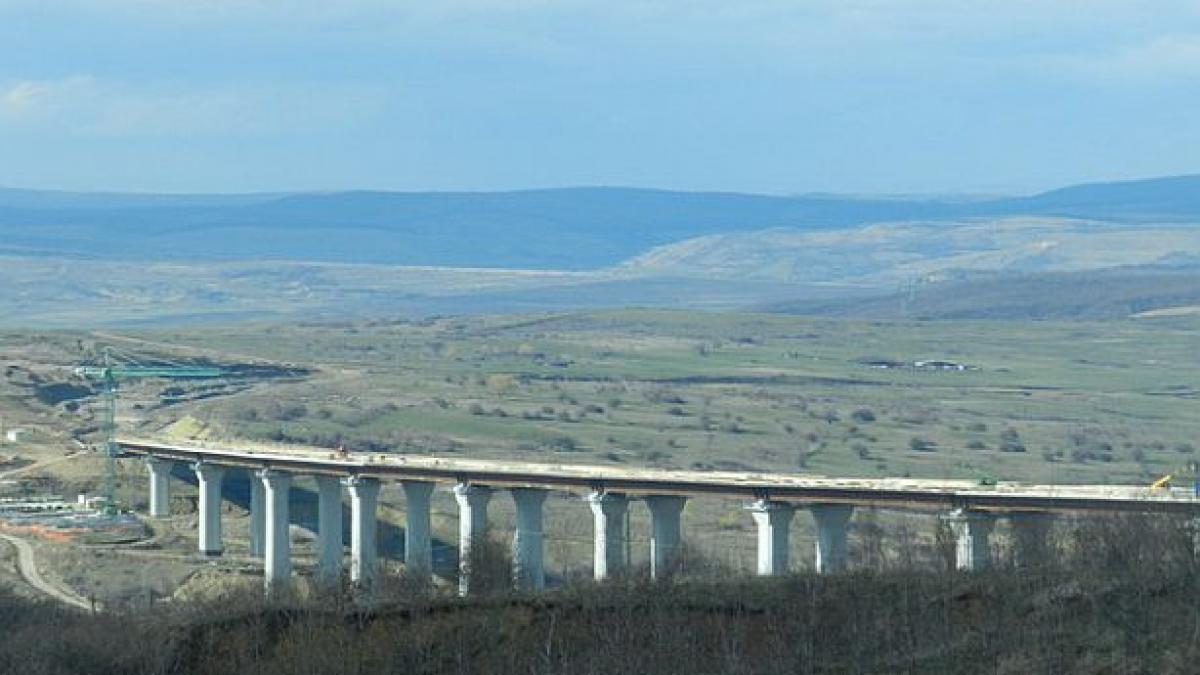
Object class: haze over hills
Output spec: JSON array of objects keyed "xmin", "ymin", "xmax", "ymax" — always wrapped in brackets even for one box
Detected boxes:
[
  {"xmin": 0, "ymin": 187, "xmax": 949, "ymax": 268},
  {"xmin": 3, "ymin": 174, "xmax": 1200, "ymax": 268},
  {"xmin": 2, "ymin": 174, "xmax": 1199, "ymax": 325}
]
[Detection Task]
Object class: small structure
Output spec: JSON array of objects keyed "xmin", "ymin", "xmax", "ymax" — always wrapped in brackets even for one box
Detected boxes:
[
  {"xmin": 4, "ymin": 428, "xmax": 27, "ymax": 443},
  {"xmin": 856, "ymin": 357, "xmax": 977, "ymax": 372},
  {"xmin": 914, "ymin": 360, "xmax": 974, "ymax": 372}
]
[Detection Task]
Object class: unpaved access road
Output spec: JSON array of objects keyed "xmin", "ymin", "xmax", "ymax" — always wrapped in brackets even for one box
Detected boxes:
[{"xmin": 0, "ymin": 532, "xmax": 93, "ymax": 611}]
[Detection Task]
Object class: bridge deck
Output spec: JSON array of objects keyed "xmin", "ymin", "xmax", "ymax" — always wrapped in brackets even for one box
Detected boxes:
[{"xmin": 117, "ymin": 437, "xmax": 1200, "ymax": 514}]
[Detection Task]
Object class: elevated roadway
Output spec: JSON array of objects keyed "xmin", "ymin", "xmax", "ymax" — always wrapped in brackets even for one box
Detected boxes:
[
  {"xmin": 118, "ymin": 437, "xmax": 1200, "ymax": 515},
  {"xmin": 115, "ymin": 436, "xmax": 1200, "ymax": 595}
]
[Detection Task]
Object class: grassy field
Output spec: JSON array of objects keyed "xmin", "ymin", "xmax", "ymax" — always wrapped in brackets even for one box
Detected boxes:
[{"xmin": 130, "ymin": 309, "xmax": 1200, "ymax": 488}]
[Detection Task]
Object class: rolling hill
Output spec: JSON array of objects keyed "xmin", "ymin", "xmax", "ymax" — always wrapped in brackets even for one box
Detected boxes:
[
  {"xmin": 763, "ymin": 268, "xmax": 1200, "ymax": 320},
  {"xmin": 2, "ymin": 174, "xmax": 1200, "ymax": 270},
  {"xmin": 0, "ymin": 187, "xmax": 948, "ymax": 269},
  {"xmin": 2, "ymin": 174, "xmax": 1200, "ymax": 325},
  {"xmin": 620, "ymin": 217, "xmax": 1200, "ymax": 285}
]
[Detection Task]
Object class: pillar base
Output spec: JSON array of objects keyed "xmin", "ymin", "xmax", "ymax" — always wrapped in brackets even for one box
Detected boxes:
[
  {"xmin": 402, "ymin": 481, "xmax": 434, "ymax": 577},
  {"xmin": 645, "ymin": 495, "xmax": 686, "ymax": 579},
  {"xmin": 587, "ymin": 491, "xmax": 629, "ymax": 580},
  {"xmin": 511, "ymin": 488, "xmax": 547, "ymax": 590},
  {"xmin": 454, "ymin": 483, "xmax": 493, "ymax": 596},
  {"xmin": 747, "ymin": 500, "xmax": 795, "ymax": 576},
  {"xmin": 811, "ymin": 504, "xmax": 853, "ymax": 574},
  {"xmin": 947, "ymin": 508, "xmax": 995, "ymax": 571},
  {"xmin": 346, "ymin": 476, "xmax": 381, "ymax": 586}
]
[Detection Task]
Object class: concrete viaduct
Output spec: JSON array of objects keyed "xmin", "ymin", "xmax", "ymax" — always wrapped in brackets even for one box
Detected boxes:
[{"xmin": 119, "ymin": 437, "xmax": 1200, "ymax": 596}]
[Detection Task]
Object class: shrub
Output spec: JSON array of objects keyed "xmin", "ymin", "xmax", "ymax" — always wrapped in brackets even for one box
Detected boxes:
[
  {"xmin": 909, "ymin": 437, "xmax": 938, "ymax": 453},
  {"xmin": 851, "ymin": 408, "xmax": 876, "ymax": 423},
  {"xmin": 999, "ymin": 428, "xmax": 1026, "ymax": 453},
  {"xmin": 545, "ymin": 435, "xmax": 580, "ymax": 453}
]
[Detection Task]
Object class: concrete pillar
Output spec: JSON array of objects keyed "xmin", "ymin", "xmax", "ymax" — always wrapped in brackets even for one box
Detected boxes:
[
  {"xmin": 259, "ymin": 469, "xmax": 292, "ymax": 594},
  {"xmin": 645, "ymin": 495, "xmax": 686, "ymax": 579},
  {"xmin": 249, "ymin": 474, "xmax": 265, "ymax": 557},
  {"xmin": 748, "ymin": 500, "xmax": 795, "ymax": 576},
  {"xmin": 402, "ymin": 481, "xmax": 434, "ymax": 577},
  {"xmin": 192, "ymin": 462, "xmax": 225, "ymax": 556},
  {"xmin": 145, "ymin": 456, "xmax": 173, "ymax": 518},
  {"xmin": 346, "ymin": 476, "xmax": 380, "ymax": 585},
  {"xmin": 453, "ymin": 483, "xmax": 492, "ymax": 596},
  {"xmin": 949, "ymin": 508, "xmax": 995, "ymax": 571},
  {"xmin": 587, "ymin": 491, "xmax": 629, "ymax": 580},
  {"xmin": 511, "ymin": 488, "xmax": 548, "ymax": 590},
  {"xmin": 811, "ymin": 504, "xmax": 854, "ymax": 574},
  {"xmin": 316, "ymin": 475, "xmax": 343, "ymax": 582},
  {"xmin": 1191, "ymin": 516, "xmax": 1200, "ymax": 560},
  {"xmin": 1012, "ymin": 512, "xmax": 1055, "ymax": 569}
]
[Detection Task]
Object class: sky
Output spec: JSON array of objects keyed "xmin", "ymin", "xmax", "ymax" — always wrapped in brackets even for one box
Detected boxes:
[{"xmin": 1, "ymin": 1, "xmax": 1200, "ymax": 196}]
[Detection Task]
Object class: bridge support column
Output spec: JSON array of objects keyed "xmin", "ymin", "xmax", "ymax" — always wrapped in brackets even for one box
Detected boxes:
[
  {"xmin": 260, "ymin": 470, "xmax": 292, "ymax": 594},
  {"xmin": 511, "ymin": 488, "xmax": 547, "ymax": 590},
  {"xmin": 811, "ymin": 504, "xmax": 854, "ymax": 574},
  {"xmin": 587, "ymin": 491, "xmax": 628, "ymax": 580},
  {"xmin": 249, "ymin": 474, "xmax": 265, "ymax": 557},
  {"xmin": 192, "ymin": 462, "xmax": 225, "ymax": 556},
  {"xmin": 316, "ymin": 476, "xmax": 343, "ymax": 582},
  {"xmin": 454, "ymin": 483, "xmax": 492, "ymax": 596},
  {"xmin": 1011, "ymin": 512, "xmax": 1055, "ymax": 569},
  {"xmin": 645, "ymin": 495, "xmax": 686, "ymax": 579},
  {"xmin": 402, "ymin": 481, "xmax": 434, "ymax": 578},
  {"xmin": 748, "ymin": 500, "xmax": 795, "ymax": 576},
  {"xmin": 145, "ymin": 457, "xmax": 173, "ymax": 518},
  {"xmin": 948, "ymin": 509, "xmax": 995, "ymax": 571},
  {"xmin": 346, "ymin": 476, "xmax": 380, "ymax": 586}
]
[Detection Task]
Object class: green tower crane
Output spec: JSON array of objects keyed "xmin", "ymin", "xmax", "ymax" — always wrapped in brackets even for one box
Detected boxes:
[{"xmin": 75, "ymin": 349, "xmax": 225, "ymax": 513}]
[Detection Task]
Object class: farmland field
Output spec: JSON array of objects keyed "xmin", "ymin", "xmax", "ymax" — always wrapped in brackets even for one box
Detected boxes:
[{"xmin": 129, "ymin": 309, "xmax": 1200, "ymax": 487}]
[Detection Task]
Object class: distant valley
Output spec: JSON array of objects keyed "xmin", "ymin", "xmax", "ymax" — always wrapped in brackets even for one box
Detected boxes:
[{"xmin": 2, "ymin": 175, "xmax": 1200, "ymax": 326}]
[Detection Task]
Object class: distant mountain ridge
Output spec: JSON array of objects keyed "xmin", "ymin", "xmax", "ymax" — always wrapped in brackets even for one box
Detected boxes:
[
  {"xmin": 0, "ymin": 187, "xmax": 948, "ymax": 269},
  {"xmin": 2, "ymin": 175, "xmax": 1199, "ymax": 270},
  {"xmin": 994, "ymin": 174, "xmax": 1200, "ymax": 221}
]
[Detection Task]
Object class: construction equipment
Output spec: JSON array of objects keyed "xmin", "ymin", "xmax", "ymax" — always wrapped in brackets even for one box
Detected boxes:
[
  {"xmin": 1149, "ymin": 474, "xmax": 1173, "ymax": 492},
  {"xmin": 75, "ymin": 348, "xmax": 225, "ymax": 513}
]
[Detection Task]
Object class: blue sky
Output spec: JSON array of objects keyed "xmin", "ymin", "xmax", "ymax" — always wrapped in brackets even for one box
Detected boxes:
[{"xmin": 1, "ymin": 1, "xmax": 1199, "ymax": 195}]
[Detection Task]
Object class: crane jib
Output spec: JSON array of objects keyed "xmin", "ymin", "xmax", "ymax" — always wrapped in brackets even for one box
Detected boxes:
[
  {"xmin": 75, "ymin": 367, "xmax": 226, "ymax": 379},
  {"xmin": 73, "ymin": 363, "xmax": 227, "ymax": 513}
]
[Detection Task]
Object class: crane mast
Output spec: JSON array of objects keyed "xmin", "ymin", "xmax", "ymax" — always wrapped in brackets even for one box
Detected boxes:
[{"xmin": 75, "ymin": 348, "xmax": 225, "ymax": 513}]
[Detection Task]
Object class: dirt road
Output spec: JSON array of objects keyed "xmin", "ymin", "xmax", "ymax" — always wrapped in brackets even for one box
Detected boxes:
[
  {"xmin": 0, "ymin": 451, "xmax": 81, "ymax": 480},
  {"xmin": 0, "ymin": 532, "xmax": 93, "ymax": 611}
]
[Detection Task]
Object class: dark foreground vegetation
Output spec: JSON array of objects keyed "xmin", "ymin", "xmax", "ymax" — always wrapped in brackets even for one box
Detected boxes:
[{"xmin": 4, "ymin": 515, "xmax": 1200, "ymax": 674}]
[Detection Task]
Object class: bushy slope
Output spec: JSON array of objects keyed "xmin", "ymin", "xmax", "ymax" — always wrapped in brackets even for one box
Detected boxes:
[
  {"xmin": 766, "ymin": 268, "xmax": 1200, "ymax": 320},
  {"xmin": 1, "ymin": 515, "xmax": 1196, "ymax": 675}
]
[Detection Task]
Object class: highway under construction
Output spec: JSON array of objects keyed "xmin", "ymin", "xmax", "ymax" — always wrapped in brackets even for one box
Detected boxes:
[{"xmin": 118, "ymin": 436, "xmax": 1200, "ymax": 596}]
